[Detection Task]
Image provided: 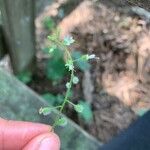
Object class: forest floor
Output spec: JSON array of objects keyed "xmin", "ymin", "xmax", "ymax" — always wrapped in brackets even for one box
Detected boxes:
[{"xmin": 29, "ymin": 0, "xmax": 150, "ymax": 142}]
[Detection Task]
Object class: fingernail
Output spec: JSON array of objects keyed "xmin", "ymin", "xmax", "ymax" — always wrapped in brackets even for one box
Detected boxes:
[{"xmin": 39, "ymin": 134, "xmax": 60, "ymax": 150}]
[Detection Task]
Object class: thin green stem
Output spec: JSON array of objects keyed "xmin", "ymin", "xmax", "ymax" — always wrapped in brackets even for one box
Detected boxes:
[
  {"xmin": 66, "ymin": 100, "xmax": 75, "ymax": 106},
  {"xmin": 59, "ymin": 69, "xmax": 74, "ymax": 113},
  {"xmin": 52, "ymin": 39, "xmax": 75, "ymax": 129},
  {"xmin": 54, "ymin": 106, "xmax": 62, "ymax": 109},
  {"xmin": 73, "ymin": 57, "xmax": 82, "ymax": 62}
]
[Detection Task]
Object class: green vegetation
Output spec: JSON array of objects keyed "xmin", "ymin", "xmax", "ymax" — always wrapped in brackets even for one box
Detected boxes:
[
  {"xmin": 39, "ymin": 29, "xmax": 97, "ymax": 128},
  {"xmin": 78, "ymin": 101, "xmax": 93, "ymax": 123},
  {"xmin": 16, "ymin": 17, "xmax": 95, "ymax": 127},
  {"xmin": 42, "ymin": 93, "xmax": 64, "ymax": 106},
  {"xmin": 43, "ymin": 17, "xmax": 55, "ymax": 30},
  {"xmin": 17, "ymin": 71, "xmax": 32, "ymax": 84}
]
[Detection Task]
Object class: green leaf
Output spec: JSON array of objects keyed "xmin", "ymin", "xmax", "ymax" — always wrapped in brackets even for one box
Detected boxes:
[
  {"xmin": 42, "ymin": 93, "xmax": 56, "ymax": 106},
  {"xmin": 45, "ymin": 48, "xmax": 67, "ymax": 81},
  {"xmin": 39, "ymin": 107, "xmax": 52, "ymax": 115},
  {"xmin": 47, "ymin": 35, "xmax": 56, "ymax": 41},
  {"xmin": 72, "ymin": 51, "xmax": 91, "ymax": 71},
  {"xmin": 48, "ymin": 28, "xmax": 61, "ymax": 41},
  {"xmin": 42, "ymin": 93, "xmax": 64, "ymax": 106},
  {"xmin": 17, "ymin": 71, "xmax": 32, "ymax": 84},
  {"xmin": 72, "ymin": 76, "xmax": 79, "ymax": 84},
  {"xmin": 78, "ymin": 101, "xmax": 93, "ymax": 123},
  {"xmin": 49, "ymin": 45, "xmax": 57, "ymax": 53},
  {"xmin": 81, "ymin": 54, "xmax": 89, "ymax": 61},
  {"xmin": 56, "ymin": 94, "xmax": 64, "ymax": 104},
  {"xmin": 68, "ymin": 90, "xmax": 73, "ymax": 98},
  {"xmin": 52, "ymin": 48, "xmax": 64, "ymax": 60},
  {"xmin": 46, "ymin": 58, "xmax": 67, "ymax": 81},
  {"xmin": 56, "ymin": 117, "xmax": 67, "ymax": 126},
  {"xmin": 43, "ymin": 17, "xmax": 55, "ymax": 30},
  {"xmin": 74, "ymin": 104, "xmax": 84, "ymax": 113},
  {"xmin": 63, "ymin": 36, "xmax": 75, "ymax": 46}
]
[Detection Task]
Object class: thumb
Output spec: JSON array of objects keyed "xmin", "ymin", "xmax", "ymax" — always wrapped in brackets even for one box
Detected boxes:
[{"xmin": 23, "ymin": 133, "xmax": 60, "ymax": 150}]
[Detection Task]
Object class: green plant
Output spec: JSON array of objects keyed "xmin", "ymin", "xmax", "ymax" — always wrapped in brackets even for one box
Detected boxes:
[
  {"xmin": 45, "ymin": 47, "xmax": 67, "ymax": 82},
  {"xmin": 39, "ymin": 29, "xmax": 97, "ymax": 128},
  {"xmin": 78, "ymin": 101, "xmax": 93, "ymax": 123},
  {"xmin": 17, "ymin": 71, "xmax": 32, "ymax": 84},
  {"xmin": 72, "ymin": 51, "xmax": 91, "ymax": 71},
  {"xmin": 42, "ymin": 93, "xmax": 64, "ymax": 106},
  {"xmin": 43, "ymin": 17, "xmax": 55, "ymax": 30},
  {"xmin": 43, "ymin": 40, "xmax": 91, "ymax": 83},
  {"xmin": 43, "ymin": 43, "xmax": 68, "ymax": 83}
]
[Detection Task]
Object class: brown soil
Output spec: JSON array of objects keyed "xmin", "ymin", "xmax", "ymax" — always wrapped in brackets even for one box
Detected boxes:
[{"xmin": 30, "ymin": 0, "xmax": 150, "ymax": 143}]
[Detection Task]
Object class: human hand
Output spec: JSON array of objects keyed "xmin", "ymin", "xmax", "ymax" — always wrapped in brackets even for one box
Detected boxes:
[{"xmin": 0, "ymin": 118, "xmax": 60, "ymax": 150}]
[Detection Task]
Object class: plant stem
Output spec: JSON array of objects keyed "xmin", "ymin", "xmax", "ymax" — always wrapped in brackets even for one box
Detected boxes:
[
  {"xmin": 54, "ymin": 106, "xmax": 62, "ymax": 109},
  {"xmin": 59, "ymin": 69, "xmax": 74, "ymax": 113},
  {"xmin": 66, "ymin": 100, "xmax": 75, "ymax": 106},
  {"xmin": 52, "ymin": 40, "xmax": 75, "ymax": 129},
  {"xmin": 73, "ymin": 57, "xmax": 83, "ymax": 62}
]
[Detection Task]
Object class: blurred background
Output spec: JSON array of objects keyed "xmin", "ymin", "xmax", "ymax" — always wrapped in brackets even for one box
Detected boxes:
[{"xmin": 0, "ymin": 0, "xmax": 150, "ymax": 145}]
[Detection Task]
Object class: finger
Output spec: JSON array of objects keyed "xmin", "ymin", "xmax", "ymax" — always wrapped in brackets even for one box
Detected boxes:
[
  {"xmin": 0, "ymin": 119, "xmax": 52, "ymax": 150},
  {"xmin": 23, "ymin": 133, "xmax": 60, "ymax": 150},
  {"xmin": 0, "ymin": 117, "xmax": 5, "ymax": 121}
]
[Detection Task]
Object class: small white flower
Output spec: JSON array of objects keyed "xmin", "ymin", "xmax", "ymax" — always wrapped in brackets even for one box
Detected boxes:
[
  {"xmin": 81, "ymin": 54, "xmax": 98, "ymax": 61},
  {"xmin": 88, "ymin": 54, "xmax": 96, "ymax": 59},
  {"xmin": 63, "ymin": 36, "xmax": 75, "ymax": 46}
]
